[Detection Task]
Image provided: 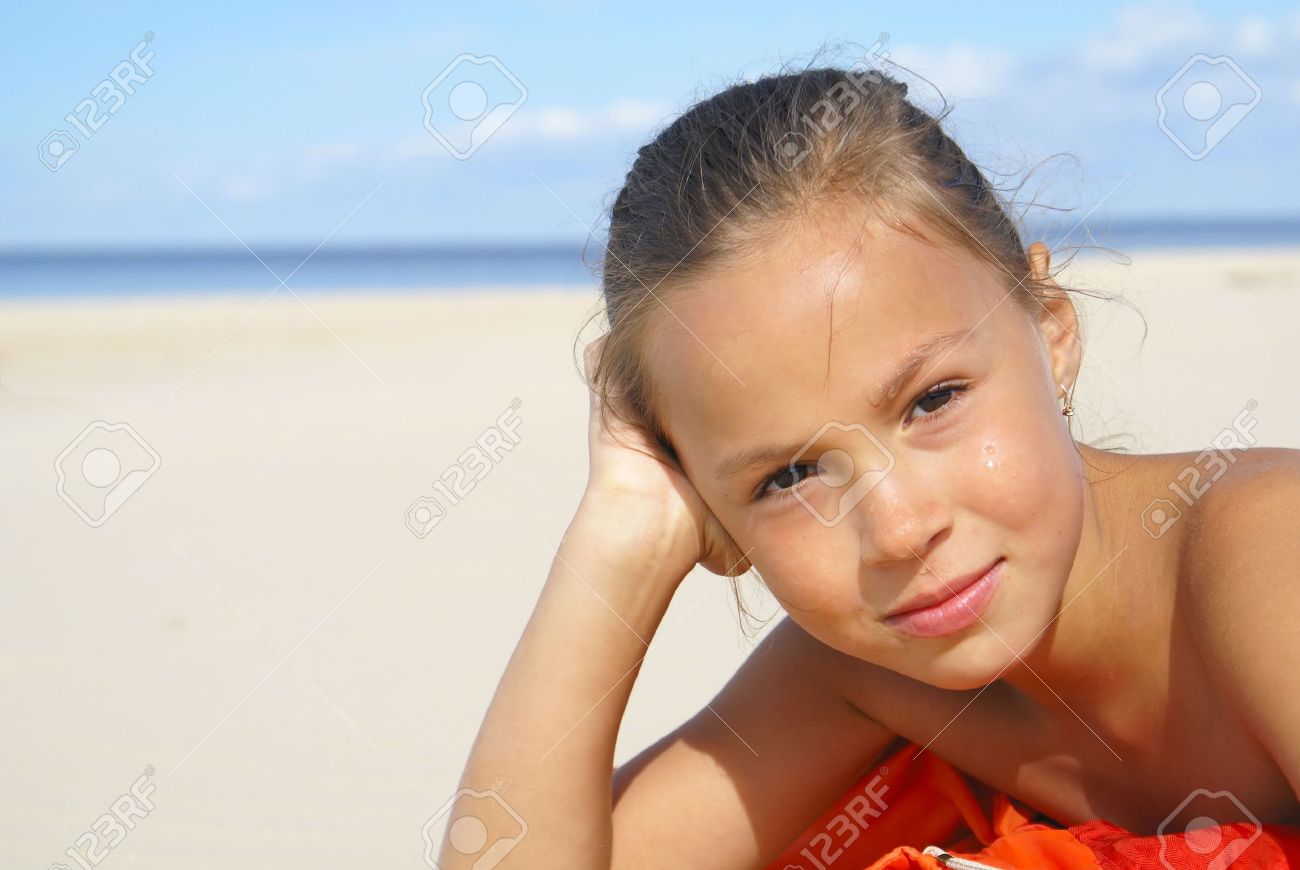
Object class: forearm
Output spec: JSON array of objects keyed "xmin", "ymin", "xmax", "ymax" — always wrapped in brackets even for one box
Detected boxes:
[{"xmin": 439, "ymin": 509, "xmax": 688, "ymax": 868}]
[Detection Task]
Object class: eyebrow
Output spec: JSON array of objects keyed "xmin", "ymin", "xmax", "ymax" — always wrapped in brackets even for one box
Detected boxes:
[
  {"xmin": 871, "ymin": 328, "xmax": 973, "ymax": 406},
  {"xmin": 712, "ymin": 328, "xmax": 974, "ymax": 483}
]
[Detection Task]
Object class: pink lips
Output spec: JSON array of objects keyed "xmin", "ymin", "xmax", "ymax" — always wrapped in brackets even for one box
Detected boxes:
[{"xmin": 883, "ymin": 558, "xmax": 1006, "ymax": 638}]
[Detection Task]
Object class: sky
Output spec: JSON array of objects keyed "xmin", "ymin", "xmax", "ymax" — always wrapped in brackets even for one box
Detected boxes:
[{"xmin": 6, "ymin": 0, "xmax": 1300, "ymax": 248}]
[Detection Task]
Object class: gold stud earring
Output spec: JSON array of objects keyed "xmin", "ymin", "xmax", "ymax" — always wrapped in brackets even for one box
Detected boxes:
[{"xmin": 1060, "ymin": 382, "xmax": 1075, "ymax": 417}]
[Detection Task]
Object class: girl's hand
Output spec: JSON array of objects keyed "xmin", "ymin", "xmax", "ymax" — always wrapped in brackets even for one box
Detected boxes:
[{"xmin": 576, "ymin": 340, "xmax": 752, "ymax": 582}]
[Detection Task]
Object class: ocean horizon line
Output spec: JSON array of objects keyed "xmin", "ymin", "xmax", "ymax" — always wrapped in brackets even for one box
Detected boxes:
[
  {"xmin": 4, "ymin": 213, "xmax": 1300, "ymax": 259},
  {"xmin": 2, "ymin": 215, "xmax": 1298, "ymax": 300}
]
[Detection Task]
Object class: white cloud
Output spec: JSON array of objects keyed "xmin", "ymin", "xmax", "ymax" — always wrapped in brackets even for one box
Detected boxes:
[
  {"xmin": 302, "ymin": 143, "xmax": 362, "ymax": 168},
  {"xmin": 533, "ymin": 107, "xmax": 588, "ymax": 139},
  {"xmin": 393, "ymin": 134, "xmax": 438, "ymax": 159},
  {"xmin": 327, "ymin": 6, "xmax": 1300, "ymax": 182},
  {"xmin": 606, "ymin": 98, "xmax": 675, "ymax": 130},
  {"xmin": 1233, "ymin": 16, "xmax": 1275, "ymax": 57},
  {"xmin": 498, "ymin": 98, "xmax": 674, "ymax": 141},
  {"xmin": 885, "ymin": 43, "xmax": 1017, "ymax": 101},
  {"xmin": 221, "ymin": 175, "xmax": 268, "ymax": 202},
  {"xmin": 392, "ymin": 98, "xmax": 676, "ymax": 158},
  {"xmin": 1078, "ymin": 3, "xmax": 1212, "ymax": 72}
]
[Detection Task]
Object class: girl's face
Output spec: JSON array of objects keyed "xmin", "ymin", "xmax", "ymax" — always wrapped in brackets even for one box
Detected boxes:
[{"xmin": 647, "ymin": 208, "xmax": 1085, "ymax": 690}]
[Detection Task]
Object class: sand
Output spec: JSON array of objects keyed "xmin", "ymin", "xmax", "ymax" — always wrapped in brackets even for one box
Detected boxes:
[{"xmin": 2, "ymin": 248, "xmax": 1297, "ymax": 867}]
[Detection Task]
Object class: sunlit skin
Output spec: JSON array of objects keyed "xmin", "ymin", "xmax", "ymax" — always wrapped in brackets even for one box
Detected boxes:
[
  {"xmin": 650, "ymin": 202, "xmax": 1097, "ymax": 693},
  {"xmin": 639, "ymin": 199, "xmax": 1300, "ymax": 827}
]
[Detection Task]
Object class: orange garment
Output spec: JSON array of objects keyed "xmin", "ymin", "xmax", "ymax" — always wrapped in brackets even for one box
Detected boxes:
[{"xmin": 767, "ymin": 737, "xmax": 1300, "ymax": 869}]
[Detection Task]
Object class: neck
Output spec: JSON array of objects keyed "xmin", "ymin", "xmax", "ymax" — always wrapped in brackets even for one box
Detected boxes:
[{"xmin": 996, "ymin": 443, "xmax": 1170, "ymax": 755}]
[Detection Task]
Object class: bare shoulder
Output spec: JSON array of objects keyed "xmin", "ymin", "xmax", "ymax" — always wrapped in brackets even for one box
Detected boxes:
[
  {"xmin": 1176, "ymin": 446, "xmax": 1300, "ymax": 797},
  {"xmin": 1177, "ymin": 445, "xmax": 1300, "ymax": 632},
  {"xmin": 1178, "ymin": 445, "xmax": 1300, "ymax": 581},
  {"xmin": 611, "ymin": 613, "xmax": 896, "ymax": 868}
]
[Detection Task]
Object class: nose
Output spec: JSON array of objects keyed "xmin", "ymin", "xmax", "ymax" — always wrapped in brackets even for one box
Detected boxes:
[{"xmin": 854, "ymin": 463, "xmax": 952, "ymax": 564}]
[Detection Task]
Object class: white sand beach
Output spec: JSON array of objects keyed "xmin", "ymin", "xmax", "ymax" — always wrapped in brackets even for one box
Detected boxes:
[{"xmin": 2, "ymin": 248, "xmax": 1298, "ymax": 867}]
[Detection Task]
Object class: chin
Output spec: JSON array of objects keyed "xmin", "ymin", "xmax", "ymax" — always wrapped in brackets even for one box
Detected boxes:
[
  {"xmin": 918, "ymin": 643, "xmax": 1018, "ymax": 691},
  {"xmin": 920, "ymin": 624, "xmax": 1040, "ymax": 691},
  {"xmin": 913, "ymin": 559, "xmax": 1066, "ymax": 691}
]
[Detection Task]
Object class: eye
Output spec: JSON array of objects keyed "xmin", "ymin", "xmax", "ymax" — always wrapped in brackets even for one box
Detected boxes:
[
  {"xmin": 754, "ymin": 462, "xmax": 818, "ymax": 501},
  {"xmin": 906, "ymin": 381, "xmax": 968, "ymax": 426},
  {"xmin": 751, "ymin": 381, "xmax": 970, "ymax": 503}
]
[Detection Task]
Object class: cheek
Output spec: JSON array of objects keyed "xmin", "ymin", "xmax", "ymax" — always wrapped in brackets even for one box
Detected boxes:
[
  {"xmin": 972, "ymin": 319, "xmax": 1086, "ymax": 535},
  {"xmin": 742, "ymin": 516, "xmax": 860, "ymax": 615},
  {"xmin": 964, "ymin": 409, "xmax": 1083, "ymax": 554}
]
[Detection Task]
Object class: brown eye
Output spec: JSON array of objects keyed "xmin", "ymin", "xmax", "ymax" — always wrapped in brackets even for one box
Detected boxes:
[
  {"xmin": 907, "ymin": 383, "xmax": 968, "ymax": 425},
  {"xmin": 759, "ymin": 463, "xmax": 817, "ymax": 498},
  {"xmin": 917, "ymin": 388, "xmax": 955, "ymax": 414}
]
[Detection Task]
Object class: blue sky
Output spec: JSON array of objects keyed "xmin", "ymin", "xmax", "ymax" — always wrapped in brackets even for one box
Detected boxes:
[{"xmin": 6, "ymin": 1, "xmax": 1300, "ymax": 247}]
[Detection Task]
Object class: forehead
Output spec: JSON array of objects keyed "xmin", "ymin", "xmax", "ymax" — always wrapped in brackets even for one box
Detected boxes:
[{"xmin": 646, "ymin": 212, "xmax": 1011, "ymax": 466}]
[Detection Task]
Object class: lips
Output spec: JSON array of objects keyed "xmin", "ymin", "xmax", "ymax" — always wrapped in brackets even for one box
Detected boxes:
[{"xmin": 884, "ymin": 558, "xmax": 1004, "ymax": 619}]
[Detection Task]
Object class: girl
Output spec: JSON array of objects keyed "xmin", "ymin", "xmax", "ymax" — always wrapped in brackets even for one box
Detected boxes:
[{"xmin": 438, "ymin": 66, "xmax": 1300, "ymax": 868}]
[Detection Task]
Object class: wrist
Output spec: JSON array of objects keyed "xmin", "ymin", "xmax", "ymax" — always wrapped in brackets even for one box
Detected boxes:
[{"xmin": 565, "ymin": 488, "xmax": 699, "ymax": 584}]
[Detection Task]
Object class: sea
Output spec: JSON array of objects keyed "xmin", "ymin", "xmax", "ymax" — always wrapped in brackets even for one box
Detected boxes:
[{"xmin": 2, "ymin": 217, "xmax": 1297, "ymax": 300}]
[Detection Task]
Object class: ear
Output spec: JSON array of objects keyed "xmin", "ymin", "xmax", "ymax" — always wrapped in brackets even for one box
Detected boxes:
[{"xmin": 1026, "ymin": 242, "xmax": 1082, "ymax": 396}]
